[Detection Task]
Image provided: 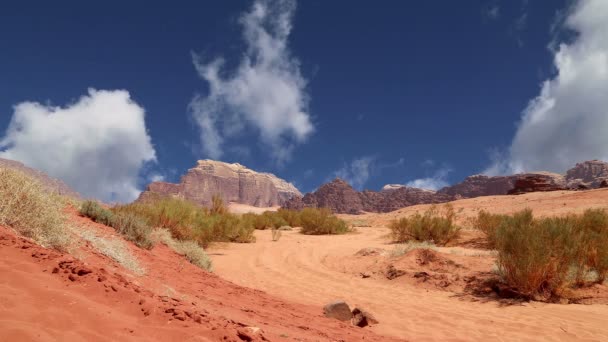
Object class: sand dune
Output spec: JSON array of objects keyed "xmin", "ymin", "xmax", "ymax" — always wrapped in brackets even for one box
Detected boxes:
[
  {"xmin": 0, "ymin": 212, "xmax": 401, "ymax": 342},
  {"xmin": 210, "ymin": 189, "xmax": 608, "ymax": 341}
]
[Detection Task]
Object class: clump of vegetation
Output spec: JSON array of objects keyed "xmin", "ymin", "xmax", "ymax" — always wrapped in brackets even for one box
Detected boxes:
[
  {"xmin": 299, "ymin": 207, "xmax": 350, "ymax": 235},
  {"xmin": 473, "ymin": 210, "xmax": 506, "ymax": 248},
  {"xmin": 0, "ymin": 168, "xmax": 71, "ymax": 250},
  {"xmin": 79, "ymin": 200, "xmax": 153, "ymax": 249},
  {"xmin": 76, "ymin": 228, "xmax": 145, "ymax": 275},
  {"xmin": 477, "ymin": 208, "xmax": 608, "ymax": 299},
  {"xmin": 111, "ymin": 196, "xmax": 255, "ymax": 248},
  {"xmin": 389, "ymin": 241, "xmax": 436, "ymax": 257},
  {"xmin": 388, "ymin": 204, "xmax": 460, "ymax": 246},
  {"xmin": 150, "ymin": 229, "xmax": 212, "ymax": 271}
]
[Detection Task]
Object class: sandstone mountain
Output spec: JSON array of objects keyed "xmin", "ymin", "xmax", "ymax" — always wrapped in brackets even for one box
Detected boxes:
[
  {"xmin": 285, "ymin": 160, "xmax": 608, "ymax": 214},
  {"xmin": 283, "ymin": 178, "xmax": 454, "ymax": 214},
  {"xmin": 0, "ymin": 158, "xmax": 80, "ymax": 198},
  {"xmin": 137, "ymin": 160, "xmax": 301, "ymax": 207}
]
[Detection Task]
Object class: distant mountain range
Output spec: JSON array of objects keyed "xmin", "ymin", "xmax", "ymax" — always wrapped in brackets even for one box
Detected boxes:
[{"xmin": 283, "ymin": 160, "xmax": 608, "ymax": 214}]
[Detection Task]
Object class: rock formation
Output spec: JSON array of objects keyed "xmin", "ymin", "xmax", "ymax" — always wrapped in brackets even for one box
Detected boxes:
[
  {"xmin": 565, "ymin": 160, "xmax": 608, "ymax": 189},
  {"xmin": 0, "ymin": 158, "xmax": 80, "ymax": 198},
  {"xmin": 282, "ymin": 178, "xmax": 455, "ymax": 214},
  {"xmin": 285, "ymin": 160, "xmax": 608, "ymax": 214},
  {"xmin": 137, "ymin": 160, "xmax": 301, "ymax": 207},
  {"xmin": 506, "ymin": 172, "xmax": 566, "ymax": 195}
]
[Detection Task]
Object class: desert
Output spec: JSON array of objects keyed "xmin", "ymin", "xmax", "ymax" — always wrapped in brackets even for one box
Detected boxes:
[{"xmin": 2, "ymin": 0, "xmax": 608, "ymax": 341}]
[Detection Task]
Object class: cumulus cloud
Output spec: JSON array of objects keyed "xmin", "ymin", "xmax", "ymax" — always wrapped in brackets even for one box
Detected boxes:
[
  {"xmin": 190, "ymin": 0, "xmax": 313, "ymax": 164},
  {"xmin": 0, "ymin": 89, "xmax": 156, "ymax": 202},
  {"xmin": 487, "ymin": 0, "xmax": 608, "ymax": 175},
  {"xmin": 406, "ymin": 167, "xmax": 451, "ymax": 191},
  {"xmin": 334, "ymin": 157, "xmax": 374, "ymax": 190}
]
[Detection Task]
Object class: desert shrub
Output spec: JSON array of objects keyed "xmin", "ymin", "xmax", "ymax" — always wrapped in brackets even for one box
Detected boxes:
[
  {"xmin": 569, "ymin": 209, "xmax": 608, "ymax": 284},
  {"xmin": 80, "ymin": 200, "xmax": 153, "ymax": 249},
  {"xmin": 299, "ymin": 207, "xmax": 349, "ymax": 235},
  {"xmin": 474, "ymin": 210, "xmax": 508, "ymax": 248},
  {"xmin": 0, "ymin": 168, "xmax": 70, "ymax": 249},
  {"xmin": 112, "ymin": 197, "xmax": 255, "ymax": 248},
  {"xmin": 491, "ymin": 208, "xmax": 608, "ymax": 299},
  {"xmin": 189, "ymin": 210, "xmax": 256, "ymax": 247},
  {"xmin": 276, "ymin": 208, "xmax": 301, "ymax": 227},
  {"xmin": 494, "ymin": 210, "xmax": 576, "ymax": 298},
  {"xmin": 150, "ymin": 229, "xmax": 212, "ymax": 271},
  {"xmin": 389, "ymin": 204, "xmax": 460, "ymax": 246}
]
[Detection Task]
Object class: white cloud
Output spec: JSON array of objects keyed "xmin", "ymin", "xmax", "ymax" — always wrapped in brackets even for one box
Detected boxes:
[
  {"xmin": 0, "ymin": 89, "xmax": 156, "ymax": 202},
  {"xmin": 483, "ymin": 4, "xmax": 500, "ymax": 20},
  {"xmin": 488, "ymin": 0, "xmax": 608, "ymax": 174},
  {"xmin": 334, "ymin": 157, "xmax": 374, "ymax": 190},
  {"xmin": 190, "ymin": 0, "xmax": 313, "ymax": 164},
  {"xmin": 406, "ymin": 167, "xmax": 451, "ymax": 191}
]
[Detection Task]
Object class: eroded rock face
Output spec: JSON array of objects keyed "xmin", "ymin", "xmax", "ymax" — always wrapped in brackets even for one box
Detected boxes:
[
  {"xmin": 137, "ymin": 160, "xmax": 301, "ymax": 207},
  {"xmin": 565, "ymin": 160, "xmax": 608, "ymax": 189},
  {"xmin": 0, "ymin": 158, "xmax": 80, "ymax": 199},
  {"xmin": 437, "ymin": 174, "xmax": 516, "ymax": 198},
  {"xmin": 507, "ymin": 172, "xmax": 566, "ymax": 195}
]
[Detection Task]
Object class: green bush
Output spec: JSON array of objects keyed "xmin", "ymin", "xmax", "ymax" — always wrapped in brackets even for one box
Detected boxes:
[
  {"xmin": 389, "ymin": 204, "xmax": 460, "ymax": 246},
  {"xmin": 299, "ymin": 208, "xmax": 349, "ymax": 235},
  {"xmin": 79, "ymin": 200, "xmax": 153, "ymax": 249},
  {"xmin": 0, "ymin": 168, "xmax": 70, "ymax": 250}
]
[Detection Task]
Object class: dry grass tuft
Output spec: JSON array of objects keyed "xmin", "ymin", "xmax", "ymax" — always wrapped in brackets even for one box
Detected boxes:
[
  {"xmin": 75, "ymin": 228, "xmax": 145, "ymax": 275},
  {"xmin": 150, "ymin": 228, "xmax": 212, "ymax": 271},
  {"xmin": 389, "ymin": 241, "xmax": 437, "ymax": 257},
  {"xmin": 0, "ymin": 168, "xmax": 71, "ymax": 250}
]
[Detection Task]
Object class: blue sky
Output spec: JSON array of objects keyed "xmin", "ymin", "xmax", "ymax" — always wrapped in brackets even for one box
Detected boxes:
[{"xmin": 2, "ymin": 0, "xmax": 608, "ymax": 202}]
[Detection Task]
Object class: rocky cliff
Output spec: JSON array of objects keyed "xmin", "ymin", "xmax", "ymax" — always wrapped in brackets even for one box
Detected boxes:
[
  {"xmin": 285, "ymin": 160, "xmax": 608, "ymax": 214},
  {"xmin": 0, "ymin": 158, "xmax": 80, "ymax": 198},
  {"xmin": 137, "ymin": 160, "xmax": 301, "ymax": 207},
  {"xmin": 565, "ymin": 160, "xmax": 608, "ymax": 189}
]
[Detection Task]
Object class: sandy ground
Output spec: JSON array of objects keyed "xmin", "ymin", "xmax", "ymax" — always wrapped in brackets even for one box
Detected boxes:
[
  {"xmin": 228, "ymin": 203, "xmax": 279, "ymax": 214},
  {"xmin": 0, "ymin": 210, "xmax": 401, "ymax": 342},
  {"xmin": 210, "ymin": 189, "xmax": 608, "ymax": 341}
]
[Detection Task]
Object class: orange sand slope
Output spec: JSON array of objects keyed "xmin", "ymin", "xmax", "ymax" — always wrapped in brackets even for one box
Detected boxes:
[
  {"xmin": 210, "ymin": 189, "xmax": 608, "ymax": 341},
  {"xmin": 0, "ymin": 213, "xmax": 401, "ymax": 342}
]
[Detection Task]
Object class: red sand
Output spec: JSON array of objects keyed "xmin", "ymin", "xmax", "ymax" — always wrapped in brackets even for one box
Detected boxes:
[{"xmin": 0, "ymin": 212, "xmax": 403, "ymax": 341}]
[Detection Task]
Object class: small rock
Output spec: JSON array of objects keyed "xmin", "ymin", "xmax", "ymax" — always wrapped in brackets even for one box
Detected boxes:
[
  {"xmin": 360, "ymin": 273, "xmax": 371, "ymax": 279},
  {"xmin": 97, "ymin": 275, "xmax": 107, "ymax": 282},
  {"xmin": 52, "ymin": 267, "xmax": 59, "ymax": 274},
  {"xmin": 351, "ymin": 307, "xmax": 379, "ymax": 327},
  {"xmin": 237, "ymin": 326, "xmax": 262, "ymax": 341},
  {"xmin": 323, "ymin": 301, "xmax": 352, "ymax": 321},
  {"xmin": 68, "ymin": 274, "xmax": 77, "ymax": 282}
]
